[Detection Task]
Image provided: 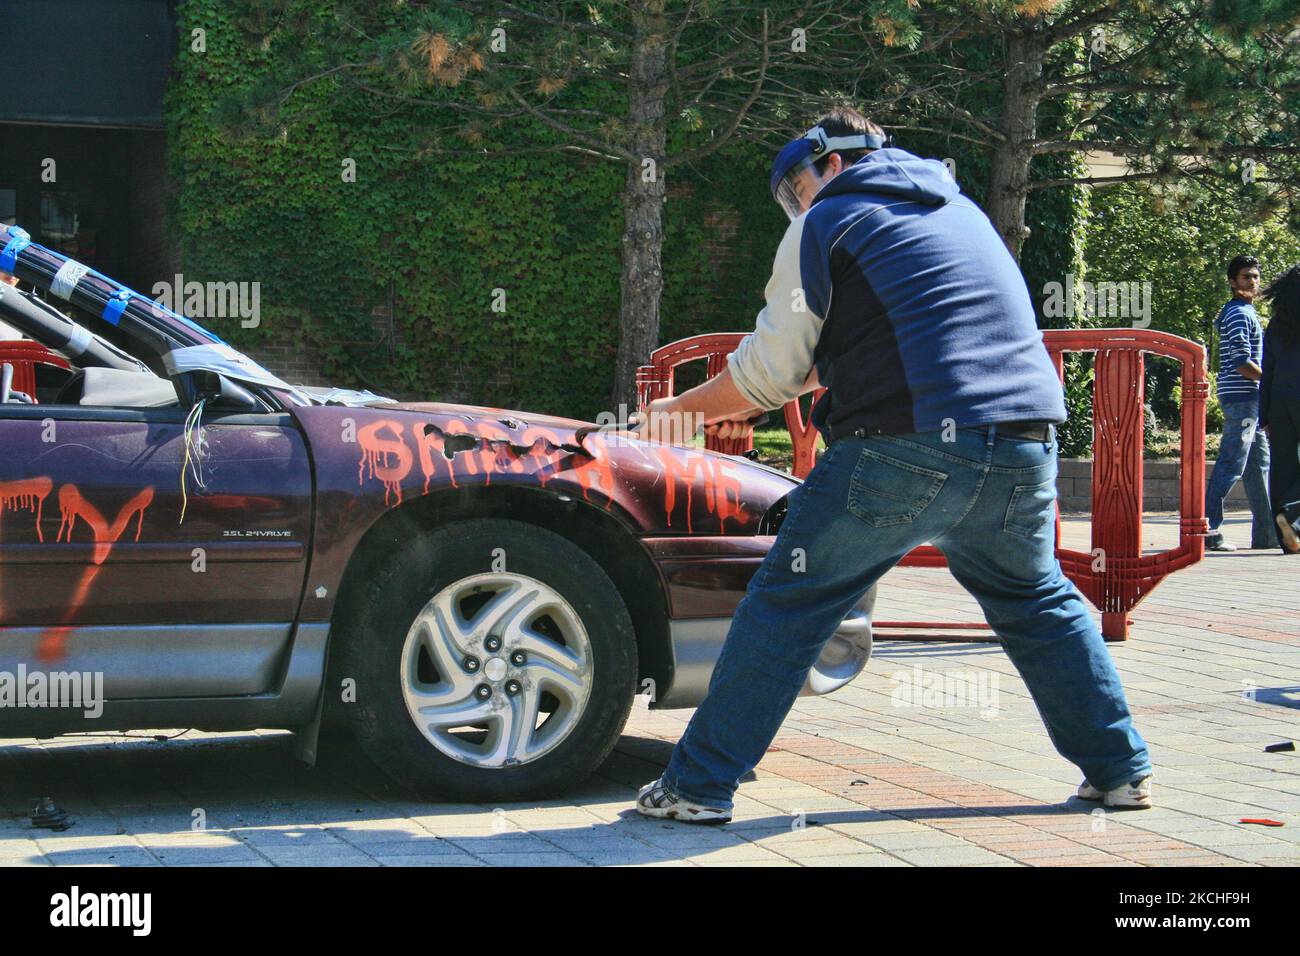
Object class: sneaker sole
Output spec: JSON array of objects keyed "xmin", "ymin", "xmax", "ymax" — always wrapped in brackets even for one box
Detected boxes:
[
  {"xmin": 1076, "ymin": 792, "xmax": 1152, "ymax": 809},
  {"xmin": 1103, "ymin": 797, "xmax": 1153, "ymax": 810},
  {"xmin": 1077, "ymin": 783, "xmax": 1153, "ymax": 808},
  {"xmin": 636, "ymin": 806, "xmax": 732, "ymax": 825}
]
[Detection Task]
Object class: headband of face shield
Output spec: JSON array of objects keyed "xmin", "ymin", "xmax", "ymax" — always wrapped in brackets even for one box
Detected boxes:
[{"xmin": 769, "ymin": 126, "xmax": 892, "ymax": 220}]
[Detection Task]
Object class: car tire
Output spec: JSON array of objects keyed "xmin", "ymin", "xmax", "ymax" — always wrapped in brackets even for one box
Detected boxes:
[{"xmin": 334, "ymin": 517, "xmax": 638, "ymax": 801}]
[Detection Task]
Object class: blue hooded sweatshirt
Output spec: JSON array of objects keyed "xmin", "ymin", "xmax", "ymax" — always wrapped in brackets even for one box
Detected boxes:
[{"xmin": 725, "ymin": 147, "xmax": 1067, "ymax": 440}]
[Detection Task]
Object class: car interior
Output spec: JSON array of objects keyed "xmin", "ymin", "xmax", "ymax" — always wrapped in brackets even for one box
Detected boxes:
[{"xmin": 0, "ymin": 279, "xmax": 185, "ymax": 409}]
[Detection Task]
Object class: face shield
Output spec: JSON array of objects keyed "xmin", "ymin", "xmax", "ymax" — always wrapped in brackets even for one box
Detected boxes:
[
  {"xmin": 773, "ymin": 155, "xmax": 827, "ymax": 221},
  {"xmin": 769, "ymin": 126, "xmax": 893, "ymax": 220}
]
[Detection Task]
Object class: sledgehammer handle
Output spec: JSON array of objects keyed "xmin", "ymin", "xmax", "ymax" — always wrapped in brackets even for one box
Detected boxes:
[{"xmin": 573, "ymin": 411, "xmax": 769, "ymax": 446}]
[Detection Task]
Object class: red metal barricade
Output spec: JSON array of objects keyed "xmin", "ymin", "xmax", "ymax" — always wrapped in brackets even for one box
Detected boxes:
[
  {"xmin": 637, "ymin": 328, "xmax": 1208, "ymax": 641},
  {"xmin": 0, "ymin": 340, "xmax": 70, "ymax": 401}
]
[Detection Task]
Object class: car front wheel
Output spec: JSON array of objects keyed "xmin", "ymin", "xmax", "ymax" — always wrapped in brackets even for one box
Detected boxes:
[{"xmin": 335, "ymin": 518, "xmax": 638, "ymax": 801}]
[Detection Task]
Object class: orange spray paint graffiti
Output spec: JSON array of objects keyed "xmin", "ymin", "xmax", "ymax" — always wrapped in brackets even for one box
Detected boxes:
[
  {"xmin": 357, "ymin": 421, "xmax": 412, "ymax": 505},
  {"xmin": 352, "ymin": 414, "xmax": 749, "ymax": 532},
  {"xmin": 518, "ymin": 428, "xmax": 564, "ymax": 487},
  {"xmin": 356, "ymin": 417, "xmax": 613, "ymax": 505},
  {"xmin": 37, "ymin": 485, "xmax": 155, "ymax": 662},
  {"xmin": 652, "ymin": 447, "xmax": 747, "ymax": 533},
  {"xmin": 0, "ymin": 477, "xmax": 53, "ymax": 543},
  {"xmin": 413, "ymin": 422, "xmax": 456, "ymax": 493},
  {"xmin": 712, "ymin": 457, "xmax": 746, "ymax": 533},
  {"xmin": 56, "ymin": 485, "xmax": 154, "ymax": 562}
]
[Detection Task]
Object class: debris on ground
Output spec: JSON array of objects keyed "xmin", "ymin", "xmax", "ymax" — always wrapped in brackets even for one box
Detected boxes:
[{"xmin": 30, "ymin": 797, "xmax": 74, "ymax": 831}]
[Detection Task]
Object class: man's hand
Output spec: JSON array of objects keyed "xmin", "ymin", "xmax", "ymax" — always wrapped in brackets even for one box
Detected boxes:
[
  {"xmin": 635, "ymin": 395, "xmax": 764, "ymax": 446},
  {"xmin": 704, "ymin": 418, "xmax": 758, "ymax": 441},
  {"xmin": 634, "ymin": 397, "xmax": 703, "ymax": 445}
]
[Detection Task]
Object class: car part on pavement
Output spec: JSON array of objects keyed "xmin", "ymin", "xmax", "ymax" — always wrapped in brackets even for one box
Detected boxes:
[{"xmin": 30, "ymin": 797, "xmax": 74, "ymax": 831}]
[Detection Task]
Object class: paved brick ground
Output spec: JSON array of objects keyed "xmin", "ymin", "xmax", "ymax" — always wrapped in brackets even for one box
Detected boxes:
[{"xmin": 1, "ymin": 514, "xmax": 1296, "ymax": 867}]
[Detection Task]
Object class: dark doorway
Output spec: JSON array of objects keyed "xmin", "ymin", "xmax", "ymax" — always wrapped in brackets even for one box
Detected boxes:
[{"xmin": 0, "ymin": 124, "xmax": 173, "ymax": 291}]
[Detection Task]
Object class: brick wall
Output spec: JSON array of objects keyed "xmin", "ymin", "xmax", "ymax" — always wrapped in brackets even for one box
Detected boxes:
[
  {"xmin": 247, "ymin": 336, "xmax": 333, "ymax": 388},
  {"xmin": 1057, "ymin": 459, "xmax": 1251, "ymax": 514},
  {"xmin": 246, "ymin": 297, "xmax": 404, "ymax": 392}
]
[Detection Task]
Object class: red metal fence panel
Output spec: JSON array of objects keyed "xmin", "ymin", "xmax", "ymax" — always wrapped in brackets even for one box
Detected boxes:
[{"xmin": 637, "ymin": 328, "xmax": 1208, "ymax": 640}]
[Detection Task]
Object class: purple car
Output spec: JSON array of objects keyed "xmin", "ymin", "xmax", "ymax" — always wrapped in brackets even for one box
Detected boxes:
[{"xmin": 0, "ymin": 225, "xmax": 873, "ymax": 800}]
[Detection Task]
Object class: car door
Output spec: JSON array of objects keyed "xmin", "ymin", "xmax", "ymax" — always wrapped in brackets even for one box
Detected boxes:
[{"xmin": 0, "ymin": 396, "xmax": 313, "ymax": 699}]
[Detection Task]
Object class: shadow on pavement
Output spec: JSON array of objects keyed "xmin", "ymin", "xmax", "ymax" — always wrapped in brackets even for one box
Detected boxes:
[{"xmin": 1, "ymin": 730, "xmax": 1099, "ymax": 867}]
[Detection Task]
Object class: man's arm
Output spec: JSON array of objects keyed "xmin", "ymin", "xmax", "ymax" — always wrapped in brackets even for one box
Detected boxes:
[
  {"xmin": 641, "ymin": 364, "xmax": 822, "ymax": 443},
  {"xmin": 642, "ymin": 216, "xmax": 826, "ymax": 444},
  {"xmin": 667, "ymin": 365, "xmax": 762, "ymax": 426},
  {"xmin": 1236, "ymin": 360, "xmax": 1262, "ymax": 381}
]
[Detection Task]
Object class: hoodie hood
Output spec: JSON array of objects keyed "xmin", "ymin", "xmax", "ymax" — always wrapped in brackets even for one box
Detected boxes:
[{"xmin": 813, "ymin": 147, "xmax": 959, "ymax": 208}]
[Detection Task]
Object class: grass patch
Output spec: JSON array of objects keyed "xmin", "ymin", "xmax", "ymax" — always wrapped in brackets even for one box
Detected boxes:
[{"xmin": 752, "ymin": 424, "xmax": 824, "ymax": 471}]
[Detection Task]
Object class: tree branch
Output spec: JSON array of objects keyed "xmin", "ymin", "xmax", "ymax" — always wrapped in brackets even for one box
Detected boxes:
[
  {"xmin": 666, "ymin": 9, "xmax": 769, "ymax": 167},
  {"xmin": 506, "ymin": 87, "xmax": 637, "ymax": 162}
]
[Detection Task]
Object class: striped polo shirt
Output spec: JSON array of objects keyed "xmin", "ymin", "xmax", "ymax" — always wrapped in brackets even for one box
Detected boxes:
[{"xmin": 1215, "ymin": 298, "xmax": 1262, "ymax": 407}]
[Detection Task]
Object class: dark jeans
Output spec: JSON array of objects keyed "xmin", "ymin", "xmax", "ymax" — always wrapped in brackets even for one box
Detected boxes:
[
  {"xmin": 1267, "ymin": 398, "xmax": 1300, "ymax": 537},
  {"xmin": 662, "ymin": 424, "xmax": 1151, "ymax": 810}
]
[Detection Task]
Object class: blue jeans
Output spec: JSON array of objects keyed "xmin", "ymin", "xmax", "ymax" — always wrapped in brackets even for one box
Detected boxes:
[
  {"xmin": 1205, "ymin": 401, "xmax": 1273, "ymax": 547},
  {"xmin": 663, "ymin": 424, "xmax": 1152, "ymax": 810}
]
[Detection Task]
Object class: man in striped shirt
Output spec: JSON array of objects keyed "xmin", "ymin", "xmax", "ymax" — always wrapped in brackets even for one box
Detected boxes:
[{"xmin": 1205, "ymin": 255, "xmax": 1273, "ymax": 551}]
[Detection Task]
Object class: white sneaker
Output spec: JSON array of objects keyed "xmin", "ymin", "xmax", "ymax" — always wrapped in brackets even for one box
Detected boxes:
[
  {"xmin": 636, "ymin": 777, "xmax": 732, "ymax": 824},
  {"xmin": 1077, "ymin": 774, "xmax": 1153, "ymax": 809}
]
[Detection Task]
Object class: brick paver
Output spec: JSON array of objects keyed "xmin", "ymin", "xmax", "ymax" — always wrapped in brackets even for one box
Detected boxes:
[{"xmin": 1, "ymin": 514, "xmax": 1296, "ymax": 867}]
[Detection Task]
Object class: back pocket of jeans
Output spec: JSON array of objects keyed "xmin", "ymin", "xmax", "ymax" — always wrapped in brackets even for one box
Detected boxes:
[
  {"xmin": 1003, "ymin": 477, "xmax": 1057, "ymax": 539},
  {"xmin": 847, "ymin": 448, "xmax": 947, "ymax": 527}
]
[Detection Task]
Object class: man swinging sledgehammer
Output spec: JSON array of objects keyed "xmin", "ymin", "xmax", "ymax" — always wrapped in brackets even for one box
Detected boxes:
[{"xmin": 631, "ymin": 107, "xmax": 1153, "ymax": 824}]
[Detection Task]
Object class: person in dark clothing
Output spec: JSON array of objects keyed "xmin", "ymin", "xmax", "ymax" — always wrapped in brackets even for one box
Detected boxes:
[{"xmin": 1260, "ymin": 264, "xmax": 1300, "ymax": 553}]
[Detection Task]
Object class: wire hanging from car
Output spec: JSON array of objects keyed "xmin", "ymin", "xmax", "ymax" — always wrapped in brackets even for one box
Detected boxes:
[{"xmin": 179, "ymin": 398, "xmax": 207, "ymax": 525}]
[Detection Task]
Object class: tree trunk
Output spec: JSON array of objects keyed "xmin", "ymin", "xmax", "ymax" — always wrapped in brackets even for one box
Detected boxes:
[
  {"xmin": 986, "ymin": 19, "xmax": 1047, "ymax": 261},
  {"xmin": 611, "ymin": 0, "xmax": 669, "ymax": 417}
]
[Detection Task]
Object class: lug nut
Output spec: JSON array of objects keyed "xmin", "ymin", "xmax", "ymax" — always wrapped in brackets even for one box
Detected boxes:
[
  {"xmin": 504, "ymin": 679, "xmax": 521, "ymax": 696},
  {"xmin": 510, "ymin": 650, "xmax": 526, "ymax": 666},
  {"xmin": 484, "ymin": 635, "xmax": 502, "ymax": 652},
  {"xmin": 463, "ymin": 656, "xmax": 480, "ymax": 673},
  {"xmin": 474, "ymin": 684, "xmax": 492, "ymax": 700}
]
